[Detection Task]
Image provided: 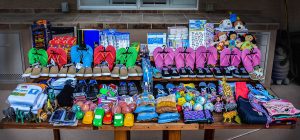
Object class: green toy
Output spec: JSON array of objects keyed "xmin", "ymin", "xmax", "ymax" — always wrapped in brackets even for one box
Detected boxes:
[
  {"xmin": 114, "ymin": 113, "xmax": 124, "ymax": 127},
  {"xmin": 15, "ymin": 108, "xmax": 25, "ymax": 124},
  {"xmin": 76, "ymin": 111, "xmax": 84, "ymax": 120},
  {"xmin": 25, "ymin": 106, "xmax": 38, "ymax": 123},
  {"xmin": 93, "ymin": 108, "xmax": 105, "ymax": 127}
]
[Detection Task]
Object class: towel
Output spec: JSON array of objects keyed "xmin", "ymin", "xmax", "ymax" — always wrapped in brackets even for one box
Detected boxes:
[{"xmin": 8, "ymin": 84, "xmax": 43, "ymax": 106}]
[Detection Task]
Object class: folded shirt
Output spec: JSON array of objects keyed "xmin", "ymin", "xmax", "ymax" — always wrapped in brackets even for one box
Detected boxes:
[
  {"xmin": 263, "ymin": 99, "xmax": 300, "ymax": 116},
  {"xmin": 8, "ymin": 84, "xmax": 44, "ymax": 106}
]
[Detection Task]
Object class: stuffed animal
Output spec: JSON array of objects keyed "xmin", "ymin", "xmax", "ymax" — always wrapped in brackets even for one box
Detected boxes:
[
  {"xmin": 227, "ymin": 31, "xmax": 240, "ymax": 49},
  {"xmin": 213, "ymin": 32, "xmax": 229, "ymax": 51},
  {"xmin": 218, "ymin": 19, "xmax": 234, "ymax": 30},
  {"xmin": 223, "ymin": 110, "xmax": 238, "ymax": 123},
  {"xmin": 233, "ymin": 20, "xmax": 246, "ymax": 31},
  {"xmin": 237, "ymin": 33, "xmax": 257, "ymax": 50}
]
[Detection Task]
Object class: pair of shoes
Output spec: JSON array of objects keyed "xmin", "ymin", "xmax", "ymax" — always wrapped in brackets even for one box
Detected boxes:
[
  {"xmin": 128, "ymin": 65, "xmax": 143, "ymax": 76},
  {"xmin": 179, "ymin": 67, "xmax": 196, "ymax": 78},
  {"xmin": 161, "ymin": 67, "xmax": 180, "ymax": 79},
  {"xmin": 23, "ymin": 65, "xmax": 42, "ymax": 78},
  {"xmin": 232, "ymin": 67, "xmax": 249, "ymax": 78},
  {"xmin": 92, "ymin": 64, "xmax": 111, "ymax": 77},
  {"xmin": 111, "ymin": 64, "xmax": 128, "ymax": 79},
  {"xmin": 48, "ymin": 65, "xmax": 76, "ymax": 78},
  {"xmin": 118, "ymin": 82, "xmax": 139, "ymax": 96},
  {"xmin": 74, "ymin": 80, "xmax": 98, "ymax": 102},
  {"xmin": 94, "ymin": 45, "xmax": 116, "ymax": 71},
  {"xmin": 152, "ymin": 67, "xmax": 162, "ymax": 78},
  {"xmin": 116, "ymin": 47, "xmax": 138, "ymax": 68},
  {"xmin": 212, "ymin": 67, "xmax": 233, "ymax": 78}
]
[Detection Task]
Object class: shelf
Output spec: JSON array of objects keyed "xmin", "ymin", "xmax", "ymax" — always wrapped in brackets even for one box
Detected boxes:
[
  {"xmin": 31, "ymin": 76, "xmax": 142, "ymax": 81},
  {"xmin": 153, "ymin": 77, "xmax": 252, "ymax": 82}
]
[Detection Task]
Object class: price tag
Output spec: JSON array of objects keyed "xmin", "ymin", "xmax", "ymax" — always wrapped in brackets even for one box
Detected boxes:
[
  {"xmin": 76, "ymin": 63, "xmax": 83, "ymax": 70},
  {"xmin": 50, "ymin": 59, "xmax": 56, "ymax": 66}
]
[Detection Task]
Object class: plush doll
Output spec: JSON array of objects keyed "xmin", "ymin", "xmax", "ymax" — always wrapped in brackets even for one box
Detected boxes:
[
  {"xmin": 216, "ymin": 19, "xmax": 234, "ymax": 31},
  {"xmin": 233, "ymin": 20, "xmax": 247, "ymax": 31},
  {"xmin": 212, "ymin": 32, "xmax": 229, "ymax": 51},
  {"xmin": 227, "ymin": 31, "xmax": 240, "ymax": 49},
  {"xmin": 214, "ymin": 96, "xmax": 224, "ymax": 113},
  {"xmin": 237, "ymin": 33, "xmax": 257, "ymax": 50}
]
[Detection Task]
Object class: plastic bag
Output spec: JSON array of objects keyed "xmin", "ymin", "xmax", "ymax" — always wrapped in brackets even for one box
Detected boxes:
[
  {"xmin": 158, "ymin": 113, "xmax": 180, "ymax": 120},
  {"xmin": 134, "ymin": 106, "xmax": 155, "ymax": 113},
  {"xmin": 136, "ymin": 112, "xmax": 158, "ymax": 121}
]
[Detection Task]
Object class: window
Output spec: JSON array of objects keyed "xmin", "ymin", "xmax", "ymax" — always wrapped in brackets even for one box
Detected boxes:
[{"xmin": 77, "ymin": 0, "xmax": 199, "ymax": 10}]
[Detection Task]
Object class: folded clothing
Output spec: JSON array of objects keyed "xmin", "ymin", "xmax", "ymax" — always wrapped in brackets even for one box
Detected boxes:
[
  {"xmin": 158, "ymin": 113, "xmax": 180, "ymax": 124},
  {"xmin": 263, "ymin": 99, "xmax": 300, "ymax": 116},
  {"xmin": 10, "ymin": 93, "xmax": 47, "ymax": 114},
  {"xmin": 183, "ymin": 110, "xmax": 213, "ymax": 123},
  {"xmin": 134, "ymin": 105, "xmax": 155, "ymax": 113},
  {"xmin": 7, "ymin": 84, "xmax": 46, "ymax": 106},
  {"xmin": 136, "ymin": 112, "xmax": 158, "ymax": 122},
  {"xmin": 237, "ymin": 97, "xmax": 268, "ymax": 124},
  {"xmin": 156, "ymin": 94, "xmax": 177, "ymax": 114}
]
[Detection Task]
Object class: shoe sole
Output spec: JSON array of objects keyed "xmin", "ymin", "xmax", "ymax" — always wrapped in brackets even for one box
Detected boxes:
[
  {"xmin": 30, "ymin": 75, "xmax": 40, "ymax": 78},
  {"xmin": 102, "ymin": 73, "xmax": 111, "ymax": 76},
  {"xmin": 111, "ymin": 74, "xmax": 119, "ymax": 77},
  {"xmin": 226, "ymin": 76, "xmax": 233, "ymax": 78},
  {"xmin": 188, "ymin": 75, "xmax": 197, "ymax": 78},
  {"xmin": 58, "ymin": 74, "xmax": 67, "ymax": 77},
  {"xmin": 233, "ymin": 74, "xmax": 242, "ymax": 78},
  {"xmin": 137, "ymin": 73, "xmax": 143, "ymax": 76},
  {"xmin": 205, "ymin": 75, "xmax": 214, "ymax": 78},
  {"xmin": 84, "ymin": 74, "xmax": 93, "ymax": 77},
  {"xmin": 93, "ymin": 74, "xmax": 102, "ymax": 77},
  {"xmin": 241, "ymin": 75, "xmax": 250, "ymax": 78},
  {"xmin": 40, "ymin": 74, "xmax": 49, "ymax": 77},
  {"xmin": 49, "ymin": 74, "xmax": 58, "ymax": 77},
  {"xmin": 196, "ymin": 75, "xmax": 205, "ymax": 78},
  {"xmin": 67, "ymin": 74, "xmax": 76, "ymax": 78},
  {"xmin": 76, "ymin": 74, "xmax": 84, "ymax": 77},
  {"xmin": 128, "ymin": 73, "xmax": 138, "ymax": 76},
  {"xmin": 120, "ymin": 76, "xmax": 128, "ymax": 79},
  {"xmin": 172, "ymin": 76, "xmax": 180, "ymax": 79},
  {"xmin": 162, "ymin": 77, "xmax": 171, "ymax": 79},
  {"xmin": 180, "ymin": 75, "xmax": 188, "ymax": 78},
  {"xmin": 214, "ymin": 75, "xmax": 223, "ymax": 78}
]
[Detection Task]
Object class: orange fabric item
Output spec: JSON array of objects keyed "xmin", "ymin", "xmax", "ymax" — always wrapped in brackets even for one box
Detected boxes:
[{"xmin": 235, "ymin": 82, "xmax": 249, "ymax": 100}]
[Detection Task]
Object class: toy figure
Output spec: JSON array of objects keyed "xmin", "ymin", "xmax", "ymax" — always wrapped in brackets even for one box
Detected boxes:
[
  {"xmin": 216, "ymin": 19, "xmax": 234, "ymax": 31},
  {"xmin": 124, "ymin": 113, "xmax": 134, "ymax": 127},
  {"xmin": 214, "ymin": 96, "xmax": 224, "ymax": 113},
  {"xmin": 44, "ymin": 99, "xmax": 54, "ymax": 114},
  {"xmin": 177, "ymin": 97, "xmax": 186, "ymax": 106},
  {"xmin": 2, "ymin": 107, "xmax": 15, "ymax": 120},
  {"xmin": 114, "ymin": 113, "xmax": 124, "ymax": 127},
  {"xmin": 15, "ymin": 108, "xmax": 25, "ymax": 124},
  {"xmin": 221, "ymin": 77, "xmax": 233, "ymax": 97},
  {"xmin": 37, "ymin": 109, "xmax": 48, "ymax": 122},
  {"xmin": 76, "ymin": 110, "xmax": 84, "ymax": 120},
  {"xmin": 213, "ymin": 32, "xmax": 229, "ymax": 51},
  {"xmin": 223, "ymin": 110, "xmax": 238, "ymax": 123},
  {"xmin": 82, "ymin": 111, "xmax": 94, "ymax": 124},
  {"xmin": 237, "ymin": 33, "xmax": 257, "ymax": 50},
  {"xmin": 233, "ymin": 18, "xmax": 247, "ymax": 32},
  {"xmin": 25, "ymin": 106, "xmax": 38, "ymax": 123},
  {"xmin": 227, "ymin": 31, "xmax": 240, "ymax": 49},
  {"xmin": 93, "ymin": 108, "xmax": 105, "ymax": 127}
]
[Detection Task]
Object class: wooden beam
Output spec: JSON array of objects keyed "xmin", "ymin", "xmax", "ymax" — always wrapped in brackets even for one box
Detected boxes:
[
  {"xmin": 204, "ymin": 129, "xmax": 215, "ymax": 140},
  {"xmin": 53, "ymin": 129, "xmax": 61, "ymax": 140},
  {"xmin": 114, "ymin": 130, "xmax": 130, "ymax": 140}
]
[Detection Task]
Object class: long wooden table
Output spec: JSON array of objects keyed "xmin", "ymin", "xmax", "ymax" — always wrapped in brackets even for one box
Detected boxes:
[{"xmin": 1, "ymin": 114, "xmax": 296, "ymax": 140}]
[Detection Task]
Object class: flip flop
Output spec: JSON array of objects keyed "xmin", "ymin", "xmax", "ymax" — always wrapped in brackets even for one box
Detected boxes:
[
  {"xmin": 185, "ymin": 47, "xmax": 196, "ymax": 70},
  {"xmin": 116, "ymin": 48, "xmax": 127, "ymax": 65},
  {"xmin": 81, "ymin": 45, "xmax": 93, "ymax": 67},
  {"xmin": 241, "ymin": 49, "xmax": 254, "ymax": 73},
  {"xmin": 94, "ymin": 45, "xmax": 105, "ymax": 66},
  {"xmin": 105, "ymin": 45, "xmax": 116, "ymax": 70},
  {"xmin": 28, "ymin": 48, "xmax": 39, "ymax": 65},
  {"xmin": 47, "ymin": 47, "xmax": 67, "ymax": 68},
  {"xmin": 153, "ymin": 47, "xmax": 164, "ymax": 70},
  {"xmin": 195, "ymin": 46, "xmax": 207, "ymax": 69},
  {"xmin": 220, "ymin": 48, "xmax": 231, "ymax": 67},
  {"xmin": 230, "ymin": 48, "xmax": 241, "ymax": 67},
  {"xmin": 164, "ymin": 47, "xmax": 175, "ymax": 68},
  {"xmin": 175, "ymin": 47, "xmax": 185, "ymax": 70},
  {"xmin": 70, "ymin": 45, "xmax": 82, "ymax": 65},
  {"xmin": 207, "ymin": 46, "xmax": 218, "ymax": 66},
  {"xmin": 251, "ymin": 48, "xmax": 261, "ymax": 67},
  {"xmin": 126, "ymin": 47, "xmax": 138, "ymax": 68},
  {"xmin": 36, "ymin": 49, "xmax": 48, "ymax": 67}
]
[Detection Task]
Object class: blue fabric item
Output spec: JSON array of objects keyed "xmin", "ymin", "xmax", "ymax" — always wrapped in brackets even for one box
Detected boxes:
[
  {"xmin": 83, "ymin": 30, "xmax": 100, "ymax": 49},
  {"xmin": 134, "ymin": 106, "xmax": 155, "ymax": 113},
  {"xmin": 158, "ymin": 117, "xmax": 180, "ymax": 124},
  {"xmin": 237, "ymin": 97, "xmax": 267, "ymax": 124},
  {"xmin": 158, "ymin": 113, "xmax": 180, "ymax": 120},
  {"xmin": 136, "ymin": 112, "xmax": 158, "ymax": 121},
  {"xmin": 70, "ymin": 45, "xmax": 93, "ymax": 67}
]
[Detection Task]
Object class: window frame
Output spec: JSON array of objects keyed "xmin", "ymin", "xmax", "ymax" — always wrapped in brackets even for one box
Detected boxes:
[{"xmin": 77, "ymin": 0, "xmax": 199, "ymax": 10}]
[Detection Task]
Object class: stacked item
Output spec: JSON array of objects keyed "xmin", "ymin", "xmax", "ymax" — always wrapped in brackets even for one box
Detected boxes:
[
  {"xmin": 156, "ymin": 94, "xmax": 180, "ymax": 124},
  {"xmin": 174, "ymin": 83, "xmax": 214, "ymax": 123},
  {"xmin": 49, "ymin": 109, "xmax": 77, "ymax": 126},
  {"xmin": 31, "ymin": 19, "xmax": 52, "ymax": 49},
  {"xmin": 7, "ymin": 83, "xmax": 48, "ymax": 114},
  {"xmin": 237, "ymin": 83, "xmax": 300, "ymax": 127},
  {"xmin": 48, "ymin": 36, "xmax": 77, "ymax": 54},
  {"xmin": 134, "ymin": 94, "xmax": 158, "ymax": 122},
  {"xmin": 22, "ymin": 48, "xmax": 48, "ymax": 78},
  {"xmin": 100, "ymin": 29, "xmax": 130, "ymax": 49}
]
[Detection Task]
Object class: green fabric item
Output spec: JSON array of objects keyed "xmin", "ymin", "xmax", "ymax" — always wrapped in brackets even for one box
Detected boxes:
[
  {"xmin": 116, "ymin": 48, "xmax": 127, "ymax": 64},
  {"xmin": 28, "ymin": 48, "xmax": 48, "ymax": 67},
  {"xmin": 125, "ymin": 47, "xmax": 138, "ymax": 68}
]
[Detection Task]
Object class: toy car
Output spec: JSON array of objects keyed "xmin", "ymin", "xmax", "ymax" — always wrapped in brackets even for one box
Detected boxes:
[
  {"xmin": 82, "ymin": 111, "xmax": 94, "ymax": 124},
  {"xmin": 93, "ymin": 108, "xmax": 105, "ymax": 127},
  {"xmin": 124, "ymin": 113, "xmax": 134, "ymax": 127},
  {"xmin": 103, "ymin": 112, "xmax": 113, "ymax": 125},
  {"xmin": 114, "ymin": 113, "xmax": 124, "ymax": 127}
]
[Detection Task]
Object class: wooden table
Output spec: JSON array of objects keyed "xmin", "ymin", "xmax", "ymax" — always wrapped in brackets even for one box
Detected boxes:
[{"xmin": 1, "ymin": 115, "xmax": 296, "ymax": 140}]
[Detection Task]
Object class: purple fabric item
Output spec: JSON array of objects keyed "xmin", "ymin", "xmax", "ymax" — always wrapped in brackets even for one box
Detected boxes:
[
  {"xmin": 183, "ymin": 110, "xmax": 213, "ymax": 123},
  {"xmin": 248, "ymin": 93, "xmax": 272, "ymax": 127},
  {"xmin": 164, "ymin": 47, "xmax": 175, "ymax": 68},
  {"xmin": 230, "ymin": 48, "xmax": 242, "ymax": 67},
  {"xmin": 153, "ymin": 47, "xmax": 164, "ymax": 70},
  {"xmin": 195, "ymin": 46, "xmax": 207, "ymax": 68},
  {"xmin": 220, "ymin": 48, "xmax": 231, "ymax": 67},
  {"xmin": 207, "ymin": 46, "xmax": 217, "ymax": 66},
  {"xmin": 175, "ymin": 47, "xmax": 185, "ymax": 70},
  {"xmin": 185, "ymin": 47, "xmax": 196, "ymax": 70},
  {"xmin": 241, "ymin": 49, "xmax": 254, "ymax": 72}
]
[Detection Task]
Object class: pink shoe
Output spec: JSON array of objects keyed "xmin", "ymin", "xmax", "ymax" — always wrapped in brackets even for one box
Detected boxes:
[
  {"xmin": 242, "ymin": 49, "xmax": 254, "ymax": 73},
  {"xmin": 153, "ymin": 47, "xmax": 164, "ymax": 70},
  {"xmin": 175, "ymin": 47, "xmax": 185, "ymax": 70},
  {"xmin": 230, "ymin": 48, "xmax": 242, "ymax": 67},
  {"xmin": 185, "ymin": 47, "xmax": 196, "ymax": 70},
  {"xmin": 252, "ymin": 48, "xmax": 261, "ymax": 67},
  {"xmin": 207, "ymin": 46, "xmax": 218, "ymax": 66},
  {"xmin": 220, "ymin": 48, "xmax": 231, "ymax": 67},
  {"xmin": 164, "ymin": 47, "xmax": 175, "ymax": 68},
  {"xmin": 195, "ymin": 46, "xmax": 207, "ymax": 68}
]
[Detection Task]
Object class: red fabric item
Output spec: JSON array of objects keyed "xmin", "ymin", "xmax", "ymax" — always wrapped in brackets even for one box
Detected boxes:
[
  {"xmin": 235, "ymin": 82, "xmax": 249, "ymax": 100},
  {"xmin": 105, "ymin": 45, "xmax": 116, "ymax": 71},
  {"xmin": 94, "ymin": 45, "xmax": 105, "ymax": 66},
  {"xmin": 47, "ymin": 47, "xmax": 67, "ymax": 68}
]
